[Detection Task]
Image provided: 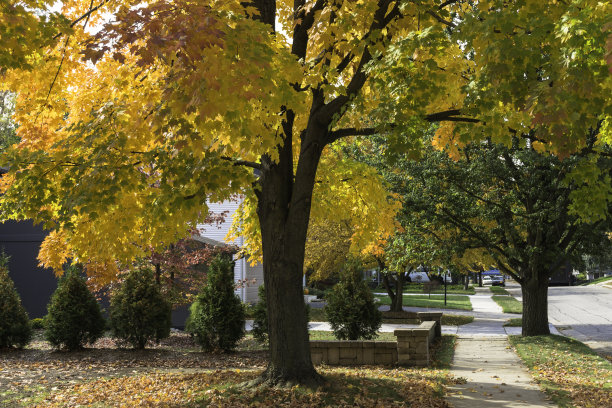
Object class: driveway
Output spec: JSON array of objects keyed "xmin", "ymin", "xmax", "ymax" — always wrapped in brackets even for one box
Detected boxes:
[{"xmin": 507, "ymin": 282, "xmax": 612, "ymax": 357}]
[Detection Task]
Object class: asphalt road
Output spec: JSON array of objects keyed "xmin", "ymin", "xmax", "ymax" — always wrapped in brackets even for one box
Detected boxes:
[{"xmin": 506, "ymin": 282, "xmax": 612, "ymax": 356}]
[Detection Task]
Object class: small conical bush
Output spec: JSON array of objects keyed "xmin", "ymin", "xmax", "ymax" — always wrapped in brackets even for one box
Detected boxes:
[
  {"xmin": 186, "ymin": 255, "xmax": 245, "ymax": 352},
  {"xmin": 0, "ymin": 252, "xmax": 32, "ymax": 349},
  {"xmin": 110, "ymin": 267, "xmax": 171, "ymax": 349},
  {"xmin": 325, "ymin": 257, "xmax": 382, "ymax": 340},
  {"xmin": 45, "ymin": 266, "xmax": 105, "ymax": 350}
]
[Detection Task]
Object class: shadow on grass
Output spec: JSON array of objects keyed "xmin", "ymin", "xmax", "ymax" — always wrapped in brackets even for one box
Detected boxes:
[{"xmin": 509, "ymin": 334, "xmax": 612, "ymax": 408}]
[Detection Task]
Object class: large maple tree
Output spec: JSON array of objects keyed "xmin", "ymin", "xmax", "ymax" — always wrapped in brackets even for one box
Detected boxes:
[{"xmin": 1, "ymin": 0, "xmax": 610, "ymax": 385}]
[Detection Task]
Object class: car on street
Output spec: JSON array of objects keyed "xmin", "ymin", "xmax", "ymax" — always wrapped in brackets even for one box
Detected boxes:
[
  {"xmin": 491, "ymin": 275, "xmax": 505, "ymax": 286},
  {"xmin": 482, "ymin": 276, "xmax": 492, "ymax": 285}
]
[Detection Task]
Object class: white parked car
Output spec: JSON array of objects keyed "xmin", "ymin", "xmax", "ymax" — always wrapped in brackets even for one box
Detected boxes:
[
  {"xmin": 482, "ymin": 276, "xmax": 493, "ymax": 285},
  {"xmin": 408, "ymin": 271, "xmax": 430, "ymax": 282}
]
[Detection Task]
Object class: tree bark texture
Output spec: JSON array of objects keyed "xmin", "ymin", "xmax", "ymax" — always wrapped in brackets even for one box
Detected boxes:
[
  {"xmin": 382, "ymin": 272, "xmax": 405, "ymax": 313},
  {"xmin": 521, "ymin": 276, "xmax": 550, "ymax": 336},
  {"xmin": 254, "ymin": 121, "xmax": 326, "ymax": 386}
]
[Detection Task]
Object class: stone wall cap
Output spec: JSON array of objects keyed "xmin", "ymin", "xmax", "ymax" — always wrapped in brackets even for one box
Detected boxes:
[
  {"xmin": 417, "ymin": 312, "xmax": 443, "ymax": 317},
  {"xmin": 394, "ymin": 328, "xmax": 431, "ymax": 336}
]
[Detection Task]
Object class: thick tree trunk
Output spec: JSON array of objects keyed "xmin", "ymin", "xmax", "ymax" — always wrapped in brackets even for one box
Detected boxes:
[
  {"xmin": 463, "ymin": 274, "xmax": 469, "ymax": 290},
  {"xmin": 254, "ymin": 122, "xmax": 325, "ymax": 386},
  {"xmin": 521, "ymin": 276, "xmax": 550, "ymax": 336},
  {"xmin": 389, "ymin": 273, "xmax": 405, "ymax": 312},
  {"xmin": 381, "ymin": 274, "xmax": 396, "ymax": 307}
]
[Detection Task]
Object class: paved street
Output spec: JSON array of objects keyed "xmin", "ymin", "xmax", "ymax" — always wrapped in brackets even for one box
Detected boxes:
[{"xmin": 506, "ymin": 282, "xmax": 612, "ymax": 356}]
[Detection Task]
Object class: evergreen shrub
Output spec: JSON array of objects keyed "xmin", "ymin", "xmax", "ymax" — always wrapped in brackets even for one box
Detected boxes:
[
  {"xmin": 251, "ymin": 284, "xmax": 268, "ymax": 344},
  {"xmin": 110, "ymin": 267, "xmax": 171, "ymax": 349},
  {"xmin": 186, "ymin": 255, "xmax": 245, "ymax": 352},
  {"xmin": 45, "ymin": 266, "xmax": 105, "ymax": 350},
  {"xmin": 325, "ymin": 258, "xmax": 382, "ymax": 340},
  {"xmin": 0, "ymin": 253, "xmax": 32, "ymax": 348},
  {"xmin": 30, "ymin": 318, "xmax": 45, "ymax": 330}
]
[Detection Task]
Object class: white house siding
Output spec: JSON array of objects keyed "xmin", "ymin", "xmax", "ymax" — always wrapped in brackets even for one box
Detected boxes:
[
  {"xmin": 198, "ymin": 199, "xmax": 263, "ymax": 303},
  {"xmin": 245, "ymin": 261, "xmax": 264, "ymax": 303}
]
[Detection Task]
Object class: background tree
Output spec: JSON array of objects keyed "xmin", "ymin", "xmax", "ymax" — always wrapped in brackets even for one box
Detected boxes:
[
  {"xmin": 0, "ymin": 91, "xmax": 18, "ymax": 151},
  {"xmin": 1, "ymin": 0, "xmax": 609, "ymax": 385},
  {"xmin": 148, "ymin": 231, "xmax": 237, "ymax": 306},
  {"xmin": 376, "ymin": 226, "xmax": 437, "ymax": 312},
  {"xmin": 301, "ymin": 147, "xmax": 399, "ymax": 283},
  {"xmin": 389, "ymin": 139, "xmax": 612, "ymax": 335}
]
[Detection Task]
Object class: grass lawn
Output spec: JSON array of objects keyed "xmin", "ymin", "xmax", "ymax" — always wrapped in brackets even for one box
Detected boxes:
[
  {"xmin": 372, "ymin": 283, "xmax": 475, "ymax": 295},
  {"xmin": 309, "ymin": 330, "xmax": 397, "ymax": 341},
  {"xmin": 489, "ymin": 286, "xmax": 510, "ymax": 295},
  {"xmin": 3, "ymin": 329, "xmax": 461, "ymax": 407},
  {"xmin": 375, "ymin": 294, "xmax": 472, "ymax": 311},
  {"xmin": 309, "ymin": 306, "xmax": 327, "ymax": 322},
  {"xmin": 580, "ymin": 275, "xmax": 612, "ymax": 286},
  {"xmin": 402, "ymin": 283, "xmax": 475, "ymax": 295},
  {"xmin": 441, "ymin": 314, "xmax": 474, "ymax": 326},
  {"xmin": 509, "ymin": 335, "xmax": 612, "ymax": 408},
  {"xmin": 309, "ymin": 307, "xmax": 474, "ymax": 326},
  {"xmin": 491, "ymin": 295, "xmax": 522, "ymax": 314},
  {"xmin": 503, "ymin": 318, "xmax": 522, "ymax": 327}
]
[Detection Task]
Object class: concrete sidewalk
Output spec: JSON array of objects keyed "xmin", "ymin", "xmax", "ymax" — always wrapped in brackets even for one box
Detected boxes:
[
  {"xmin": 446, "ymin": 337, "xmax": 556, "ymax": 407},
  {"xmin": 446, "ymin": 287, "xmax": 556, "ymax": 407}
]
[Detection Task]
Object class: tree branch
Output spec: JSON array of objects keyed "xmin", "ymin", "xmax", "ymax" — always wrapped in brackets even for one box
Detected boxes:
[
  {"xmin": 426, "ymin": 10, "xmax": 456, "ymax": 28},
  {"xmin": 221, "ymin": 156, "xmax": 262, "ymax": 170},
  {"xmin": 53, "ymin": 0, "xmax": 111, "ymax": 40},
  {"xmin": 318, "ymin": 0, "xmax": 400, "ymax": 132},
  {"xmin": 291, "ymin": 0, "xmax": 327, "ymax": 60},
  {"xmin": 438, "ymin": 0, "xmax": 460, "ymax": 9},
  {"xmin": 425, "ymin": 109, "xmax": 479, "ymax": 123},
  {"xmin": 328, "ymin": 127, "xmax": 378, "ymax": 143}
]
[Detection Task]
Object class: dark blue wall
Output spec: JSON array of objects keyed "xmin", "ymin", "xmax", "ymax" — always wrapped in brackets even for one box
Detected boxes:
[
  {"xmin": 0, "ymin": 220, "xmax": 189, "ymax": 327},
  {"xmin": 0, "ymin": 220, "xmax": 55, "ymax": 319}
]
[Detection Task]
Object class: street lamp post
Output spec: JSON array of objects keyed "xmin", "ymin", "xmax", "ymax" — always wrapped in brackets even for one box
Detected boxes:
[{"xmin": 444, "ymin": 270, "xmax": 448, "ymax": 306}]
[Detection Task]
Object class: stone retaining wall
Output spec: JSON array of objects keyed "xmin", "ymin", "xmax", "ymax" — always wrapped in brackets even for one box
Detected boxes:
[
  {"xmin": 310, "ymin": 312, "xmax": 442, "ymax": 367},
  {"xmin": 310, "ymin": 340, "xmax": 397, "ymax": 365}
]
